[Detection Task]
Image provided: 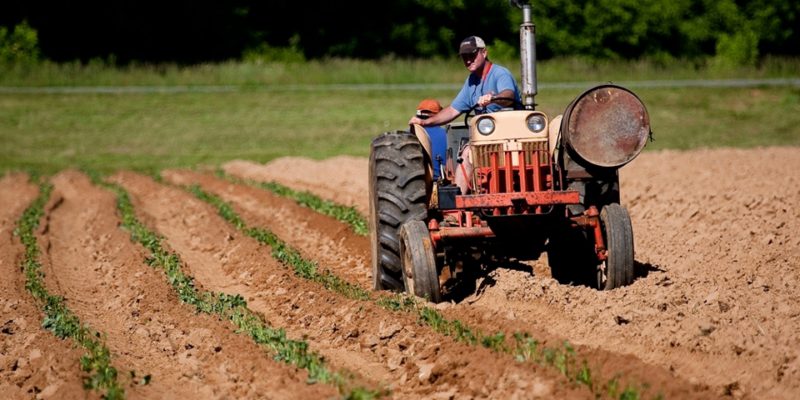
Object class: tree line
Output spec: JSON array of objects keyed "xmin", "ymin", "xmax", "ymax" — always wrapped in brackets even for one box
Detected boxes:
[{"xmin": 1, "ymin": 0, "xmax": 797, "ymax": 66}]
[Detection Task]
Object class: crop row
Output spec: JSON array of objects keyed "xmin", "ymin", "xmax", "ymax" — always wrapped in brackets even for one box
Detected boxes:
[{"xmin": 16, "ymin": 181, "xmax": 125, "ymax": 399}]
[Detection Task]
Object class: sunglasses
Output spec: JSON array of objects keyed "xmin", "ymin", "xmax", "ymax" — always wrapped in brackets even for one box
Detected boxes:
[{"xmin": 460, "ymin": 50, "xmax": 481, "ymax": 62}]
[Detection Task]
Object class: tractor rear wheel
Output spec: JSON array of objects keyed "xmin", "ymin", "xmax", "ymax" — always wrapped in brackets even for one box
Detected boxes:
[
  {"xmin": 399, "ymin": 220, "xmax": 441, "ymax": 303},
  {"xmin": 597, "ymin": 203, "xmax": 635, "ymax": 290},
  {"xmin": 369, "ymin": 132, "xmax": 429, "ymax": 291}
]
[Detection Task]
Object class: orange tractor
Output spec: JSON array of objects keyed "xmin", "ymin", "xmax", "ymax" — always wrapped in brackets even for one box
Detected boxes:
[{"xmin": 369, "ymin": 0, "xmax": 651, "ymax": 302}]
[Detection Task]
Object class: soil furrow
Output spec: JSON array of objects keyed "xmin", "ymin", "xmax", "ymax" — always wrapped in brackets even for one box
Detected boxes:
[
  {"xmin": 223, "ymin": 157, "xmax": 369, "ymax": 217},
  {"xmin": 224, "ymin": 147, "xmax": 800, "ymax": 399},
  {"xmin": 0, "ymin": 173, "xmax": 90, "ymax": 400},
  {"xmin": 166, "ymin": 169, "xmax": 720, "ymax": 399},
  {"xmin": 166, "ymin": 170, "xmax": 373, "ymax": 290},
  {"xmin": 111, "ymin": 170, "xmax": 592, "ymax": 399},
  {"xmin": 42, "ymin": 170, "xmax": 336, "ymax": 399}
]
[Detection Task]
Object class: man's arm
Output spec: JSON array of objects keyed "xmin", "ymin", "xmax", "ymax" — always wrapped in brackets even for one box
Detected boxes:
[
  {"xmin": 409, "ymin": 105, "xmax": 462, "ymax": 127},
  {"xmin": 477, "ymin": 89, "xmax": 517, "ymax": 108},
  {"xmin": 492, "ymin": 89, "xmax": 517, "ymax": 108},
  {"xmin": 484, "ymin": 66, "xmax": 520, "ymax": 108}
]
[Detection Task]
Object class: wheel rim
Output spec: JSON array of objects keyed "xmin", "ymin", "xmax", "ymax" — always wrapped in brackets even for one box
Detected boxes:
[
  {"xmin": 401, "ymin": 243, "xmax": 416, "ymax": 295},
  {"xmin": 399, "ymin": 220, "xmax": 441, "ymax": 302},
  {"xmin": 597, "ymin": 260, "xmax": 607, "ymax": 287}
]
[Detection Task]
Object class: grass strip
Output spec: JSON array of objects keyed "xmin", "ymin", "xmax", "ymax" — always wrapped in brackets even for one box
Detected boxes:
[
  {"xmin": 15, "ymin": 181, "xmax": 125, "ymax": 399},
  {"xmin": 188, "ymin": 183, "xmax": 653, "ymax": 399},
  {"xmin": 101, "ymin": 180, "xmax": 379, "ymax": 400},
  {"xmin": 218, "ymin": 170, "xmax": 368, "ymax": 236}
]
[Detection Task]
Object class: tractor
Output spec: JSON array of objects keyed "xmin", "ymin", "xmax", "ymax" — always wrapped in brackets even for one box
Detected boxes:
[{"xmin": 369, "ymin": 0, "xmax": 651, "ymax": 302}]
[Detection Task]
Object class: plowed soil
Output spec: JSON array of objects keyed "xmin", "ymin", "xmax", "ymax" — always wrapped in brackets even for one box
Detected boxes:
[
  {"xmin": 2, "ymin": 146, "xmax": 798, "ymax": 399},
  {"xmin": 220, "ymin": 146, "xmax": 800, "ymax": 400}
]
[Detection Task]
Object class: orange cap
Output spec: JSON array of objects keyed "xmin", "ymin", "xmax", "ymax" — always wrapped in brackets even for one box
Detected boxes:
[{"xmin": 416, "ymin": 98, "xmax": 443, "ymax": 114}]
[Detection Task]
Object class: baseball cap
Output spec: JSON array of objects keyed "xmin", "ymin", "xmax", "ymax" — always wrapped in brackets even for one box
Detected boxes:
[
  {"xmin": 459, "ymin": 36, "xmax": 486, "ymax": 55},
  {"xmin": 416, "ymin": 99, "xmax": 443, "ymax": 117}
]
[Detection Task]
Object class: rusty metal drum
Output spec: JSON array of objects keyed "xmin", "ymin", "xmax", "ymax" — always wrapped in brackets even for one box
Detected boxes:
[{"xmin": 561, "ymin": 85, "xmax": 650, "ymax": 168}]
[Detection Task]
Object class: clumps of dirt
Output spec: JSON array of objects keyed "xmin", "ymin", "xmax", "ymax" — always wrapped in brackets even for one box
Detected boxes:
[{"xmin": 233, "ymin": 146, "xmax": 800, "ymax": 399}]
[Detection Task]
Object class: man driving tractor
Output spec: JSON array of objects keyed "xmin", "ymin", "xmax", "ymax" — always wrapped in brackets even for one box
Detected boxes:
[{"xmin": 408, "ymin": 36, "xmax": 521, "ymax": 194}]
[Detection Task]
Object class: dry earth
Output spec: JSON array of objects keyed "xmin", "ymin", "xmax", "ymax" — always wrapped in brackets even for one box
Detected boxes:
[
  {"xmin": 2, "ymin": 146, "xmax": 798, "ymax": 399},
  {"xmin": 221, "ymin": 146, "xmax": 800, "ymax": 400}
]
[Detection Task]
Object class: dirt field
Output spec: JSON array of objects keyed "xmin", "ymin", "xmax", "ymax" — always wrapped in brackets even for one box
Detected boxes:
[{"xmin": 2, "ymin": 146, "xmax": 799, "ymax": 399}]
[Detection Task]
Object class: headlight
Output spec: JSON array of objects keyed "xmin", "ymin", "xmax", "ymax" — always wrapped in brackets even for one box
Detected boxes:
[
  {"xmin": 527, "ymin": 114, "xmax": 546, "ymax": 133},
  {"xmin": 477, "ymin": 117, "xmax": 495, "ymax": 135}
]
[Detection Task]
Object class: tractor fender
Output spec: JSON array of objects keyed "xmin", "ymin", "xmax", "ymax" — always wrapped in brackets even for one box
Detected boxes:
[{"xmin": 548, "ymin": 114, "xmax": 562, "ymax": 157}]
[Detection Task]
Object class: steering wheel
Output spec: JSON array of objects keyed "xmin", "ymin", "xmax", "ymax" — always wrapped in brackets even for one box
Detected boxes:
[{"xmin": 463, "ymin": 96, "xmax": 523, "ymax": 127}]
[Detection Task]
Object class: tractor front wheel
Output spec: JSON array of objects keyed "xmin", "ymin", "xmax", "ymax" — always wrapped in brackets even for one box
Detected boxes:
[
  {"xmin": 399, "ymin": 220, "xmax": 442, "ymax": 303},
  {"xmin": 597, "ymin": 203, "xmax": 635, "ymax": 290}
]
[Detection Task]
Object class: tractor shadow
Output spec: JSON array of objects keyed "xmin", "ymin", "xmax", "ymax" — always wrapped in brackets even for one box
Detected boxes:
[
  {"xmin": 550, "ymin": 259, "xmax": 666, "ymax": 289},
  {"xmin": 443, "ymin": 259, "xmax": 534, "ymax": 304},
  {"xmin": 635, "ymin": 260, "xmax": 664, "ymax": 279},
  {"xmin": 444, "ymin": 258, "xmax": 666, "ymax": 302}
]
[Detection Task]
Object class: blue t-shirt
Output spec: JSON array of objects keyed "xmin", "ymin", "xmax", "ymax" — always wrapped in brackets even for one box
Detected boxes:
[{"xmin": 451, "ymin": 62, "xmax": 520, "ymax": 114}]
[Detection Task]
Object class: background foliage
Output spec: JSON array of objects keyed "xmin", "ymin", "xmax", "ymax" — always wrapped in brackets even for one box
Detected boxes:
[
  {"xmin": 0, "ymin": 20, "xmax": 39, "ymax": 65},
  {"xmin": 0, "ymin": 0, "xmax": 798, "ymax": 65}
]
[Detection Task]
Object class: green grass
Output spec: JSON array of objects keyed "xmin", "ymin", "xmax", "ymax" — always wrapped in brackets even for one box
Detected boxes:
[
  {"xmin": 1, "ymin": 56, "xmax": 798, "ymax": 87},
  {"xmin": 1, "ymin": 85, "xmax": 798, "ymax": 175},
  {"xmin": 1, "ymin": 58, "xmax": 798, "ymax": 175}
]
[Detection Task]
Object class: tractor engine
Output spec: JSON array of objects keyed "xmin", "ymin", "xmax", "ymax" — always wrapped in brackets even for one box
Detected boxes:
[{"xmin": 465, "ymin": 111, "xmax": 572, "ymax": 216}]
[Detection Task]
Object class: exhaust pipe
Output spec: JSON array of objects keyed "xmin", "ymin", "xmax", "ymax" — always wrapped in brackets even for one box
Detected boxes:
[{"xmin": 513, "ymin": 1, "xmax": 537, "ymax": 110}]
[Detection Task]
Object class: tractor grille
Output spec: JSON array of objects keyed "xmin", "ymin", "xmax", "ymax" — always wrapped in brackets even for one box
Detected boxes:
[
  {"xmin": 470, "ymin": 139, "xmax": 552, "ymax": 194},
  {"xmin": 471, "ymin": 140, "xmax": 549, "ymax": 169}
]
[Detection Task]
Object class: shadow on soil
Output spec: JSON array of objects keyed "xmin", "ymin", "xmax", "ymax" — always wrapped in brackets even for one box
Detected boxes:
[
  {"xmin": 443, "ymin": 258, "xmax": 666, "ymax": 303},
  {"xmin": 635, "ymin": 260, "xmax": 665, "ymax": 279},
  {"xmin": 444, "ymin": 259, "xmax": 534, "ymax": 304}
]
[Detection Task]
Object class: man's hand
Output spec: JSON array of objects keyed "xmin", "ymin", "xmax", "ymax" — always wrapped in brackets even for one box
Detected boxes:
[
  {"xmin": 477, "ymin": 92, "xmax": 494, "ymax": 107},
  {"xmin": 409, "ymin": 116, "xmax": 425, "ymax": 126}
]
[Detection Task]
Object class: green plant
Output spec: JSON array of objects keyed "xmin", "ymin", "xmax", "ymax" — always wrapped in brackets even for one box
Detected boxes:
[
  {"xmin": 243, "ymin": 35, "xmax": 306, "ymax": 63},
  {"xmin": 714, "ymin": 30, "xmax": 759, "ymax": 67},
  {"xmin": 0, "ymin": 20, "xmax": 40, "ymax": 65},
  {"xmin": 576, "ymin": 361, "xmax": 593, "ymax": 391}
]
